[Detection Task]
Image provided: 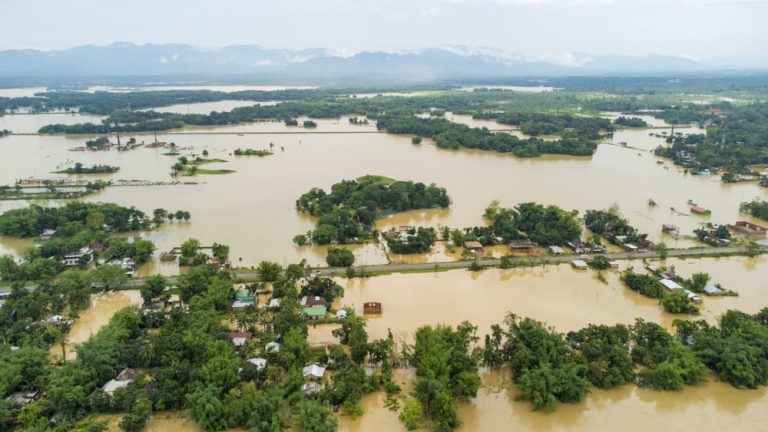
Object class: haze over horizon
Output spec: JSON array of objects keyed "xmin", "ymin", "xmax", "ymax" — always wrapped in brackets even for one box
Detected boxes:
[{"xmin": 2, "ymin": 0, "xmax": 767, "ymax": 68}]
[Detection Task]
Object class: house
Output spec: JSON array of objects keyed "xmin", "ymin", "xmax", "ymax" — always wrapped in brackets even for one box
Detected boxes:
[
  {"xmin": 685, "ymin": 290, "xmax": 702, "ymax": 303},
  {"xmin": 102, "ymin": 379, "xmax": 131, "ymax": 395},
  {"xmin": 61, "ymin": 247, "xmax": 93, "ymax": 267},
  {"xmin": 6, "ymin": 391, "xmax": 39, "ymax": 405},
  {"xmin": 117, "ymin": 368, "xmax": 138, "ymax": 381},
  {"xmin": 301, "ymin": 382, "xmax": 322, "ymax": 397},
  {"xmin": 549, "ymin": 246, "xmax": 564, "ymax": 255},
  {"xmin": 364, "ymin": 302, "xmax": 382, "ymax": 314},
  {"xmin": 145, "ymin": 297, "xmax": 165, "ymax": 311},
  {"xmin": 336, "ymin": 309, "xmax": 348, "ymax": 319},
  {"xmin": 608, "ymin": 261, "xmax": 620, "ymax": 269},
  {"xmin": 265, "ymin": 341, "xmax": 281, "ymax": 353},
  {"xmin": 235, "ymin": 290, "xmax": 255, "ymax": 302},
  {"xmin": 232, "ymin": 300, "xmax": 252, "ymax": 311},
  {"xmin": 662, "ymin": 224, "xmax": 680, "ymax": 236},
  {"xmin": 571, "ymin": 260, "xmax": 588, "ymax": 270},
  {"xmin": 508, "ymin": 240, "xmax": 537, "ymax": 252},
  {"xmin": 659, "ymin": 278, "xmax": 682, "ymax": 291},
  {"xmin": 166, "ymin": 295, "xmax": 181, "ymax": 307},
  {"xmin": 727, "ymin": 221, "xmax": 768, "ymax": 237},
  {"xmin": 40, "ymin": 229, "xmax": 56, "ymax": 240},
  {"xmin": 703, "ymin": 283, "xmax": 724, "ymax": 296},
  {"xmin": 463, "ymin": 241, "xmax": 484, "ymax": 253},
  {"xmin": 623, "ymin": 243, "xmax": 639, "ymax": 252},
  {"xmin": 119, "ymin": 258, "xmax": 135, "ymax": 277},
  {"xmin": 302, "ymin": 305, "xmax": 327, "ymax": 320},
  {"xmin": 247, "ymin": 357, "xmax": 267, "ymax": 370},
  {"xmin": 102, "ymin": 368, "xmax": 137, "ymax": 395},
  {"xmin": 691, "ymin": 206, "xmax": 711, "ymax": 216},
  {"xmin": 268, "ymin": 298, "xmax": 281, "ymax": 309},
  {"xmin": 228, "ymin": 332, "xmax": 252, "ymax": 347},
  {"xmin": 302, "ymin": 364, "xmax": 327, "ymax": 380},
  {"xmin": 300, "ymin": 296, "xmax": 328, "ymax": 307}
]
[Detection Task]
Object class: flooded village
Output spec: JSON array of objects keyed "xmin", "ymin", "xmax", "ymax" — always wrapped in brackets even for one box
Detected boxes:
[{"xmin": 1, "ymin": 81, "xmax": 768, "ymax": 431}]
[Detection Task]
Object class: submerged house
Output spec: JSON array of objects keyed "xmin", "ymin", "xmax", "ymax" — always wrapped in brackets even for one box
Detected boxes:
[
  {"xmin": 463, "ymin": 241, "xmax": 484, "ymax": 253},
  {"xmin": 691, "ymin": 206, "xmax": 711, "ymax": 216},
  {"xmin": 364, "ymin": 302, "xmax": 382, "ymax": 315},
  {"xmin": 659, "ymin": 278, "xmax": 682, "ymax": 291},
  {"xmin": 727, "ymin": 221, "xmax": 767, "ymax": 237},
  {"xmin": 571, "ymin": 260, "xmax": 588, "ymax": 270}
]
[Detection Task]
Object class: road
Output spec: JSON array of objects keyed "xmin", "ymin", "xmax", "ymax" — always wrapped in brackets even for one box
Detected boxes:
[{"xmin": 0, "ymin": 246, "xmax": 755, "ymax": 294}]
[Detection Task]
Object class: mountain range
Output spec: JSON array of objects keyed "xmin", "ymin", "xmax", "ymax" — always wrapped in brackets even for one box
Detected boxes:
[{"xmin": 0, "ymin": 43, "xmax": 757, "ymax": 84}]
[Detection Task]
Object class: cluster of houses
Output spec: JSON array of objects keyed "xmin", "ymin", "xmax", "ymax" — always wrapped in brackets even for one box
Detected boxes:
[
  {"xmin": 383, "ymin": 225, "xmax": 416, "ymax": 242},
  {"xmin": 646, "ymin": 264, "xmax": 723, "ymax": 299},
  {"xmin": 224, "ymin": 332, "xmax": 328, "ymax": 397},
  {"xmin": 566, "ymin": 241, "xmax": 606, "ymax": 254},
  {"xmin": 143, "ymin": 294, "xmax": 182, "ymax": 312}
]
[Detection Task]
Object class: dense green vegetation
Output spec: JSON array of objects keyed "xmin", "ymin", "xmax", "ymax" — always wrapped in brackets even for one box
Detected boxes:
[
  {"xmin": 584, "ymin": 207, "xmax": 647, "ymax": 246},
  {"xmin": 0, "ymin": 202, "xmax": 156, "ymax": 280},
  {"xmin": 675, "ymin": 309, "xmax": 768, "ymax": 388},
  {"xmin": 405, "ymin": 323, "xmax": 481, "ymax": 431},
  {"xmin": 740, "ymin": 199, "xmax": 768, "ymax": 221},
  {"xmin": 480, "ymin": 201, "xmax": 581, "ymax": 246},
  {"xmin": 296, "ymin": 176, "xmax": 449, "ymax": 244},
  {"xmin": 613, "ymin": 116, "xmax": 649, "ymax": 128},
  {"xmin": 52, "ymin": 163, "xmax": 119, "ymax": 174},
  {"xmin": 0, "ymin": 202, "xmax": 148, "ymax": 238},
  {"xmin": 377, "ymin": 115, "xmax": 598, "ymax": 157},
  {"xmin": 325, "ymin": 247, "xmax": 355, "ymax": 267},
  {"xmin": 655, "ymin": 102, "xmax": 768, "ymax": 173},
  {"xmin": 473, "ymin": 111, "xmax": 613, "ymax": 139},
  {"xmin": 0, "ymin": 257, "xmax": 411, "ymax": 430}
]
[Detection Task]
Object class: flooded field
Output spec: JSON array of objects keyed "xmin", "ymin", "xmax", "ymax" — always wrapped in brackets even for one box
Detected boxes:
[{"xmin": 0, "ymin": 107, "xmax": 765, "ymax": 272}]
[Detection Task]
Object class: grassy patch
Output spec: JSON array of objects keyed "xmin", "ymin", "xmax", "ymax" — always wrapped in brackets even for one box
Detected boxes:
[{"xmin": 356, "ymin": 175, "xmax": 396, "ymax": 186}]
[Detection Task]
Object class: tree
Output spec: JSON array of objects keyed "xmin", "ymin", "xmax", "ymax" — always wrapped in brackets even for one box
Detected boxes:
[
  {"xmin": 746, "ymin": 241, "xmax": 762, "ymax": 258},
  {"xmin": 141, "ymin": 274, "xmax": 167, "ymax": 302},
  {"xmin": 211, "ymin": 243, "xmax": 230, "ymax": 262},
  {"xmin": 399, "ymin": 398, "xmax": 423, "ymax": 430},
  {"xmin": 292, "ymin": 400, "xmax": 337, "ymax": 432},
  {"xmin": 656, "ymin": 242, "xmax": 668, "ymax": 260},
  {"xmin": 89, "ymin": 264, "xmax": 127, "ymax": 291},
  {"xmin": 662, "ymin": 290, "xmax": 699, "ymax": 314},
  {"xmin": 256, "ymin": 261, "xmax": 282, "ymax": 282},
  {"xmin": 326, "ymin": 247, "xmax": 355, "ymax": 267},
  {"xmin": 181, "ymin": 238, "xmax": 200, "ymax": 259},
  {"xmin": 187, "ymin": 385, "xmax": 227, "ymax": 432}
]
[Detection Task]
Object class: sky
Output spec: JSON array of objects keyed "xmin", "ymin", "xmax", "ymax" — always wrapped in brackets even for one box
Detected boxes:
[{"xmin": 2, "ymin": 0, "xmax": 766, "ymax": 65}]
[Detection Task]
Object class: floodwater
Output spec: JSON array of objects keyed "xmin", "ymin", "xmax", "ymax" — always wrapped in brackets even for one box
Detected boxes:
[
  {"xmin": 52, "ymin": 290, "xmax": 142, "ymax": 360},
  {"xmin": 0, "ymin": 101, "xmax": 766, "ymax": 273},
  {"xmin": 308, "ymin": 256, "xmax": 768, "ymax": 346},
  {"xmin": 340, "ymin": 368, "xmax": 768, "ymax": 432}
]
